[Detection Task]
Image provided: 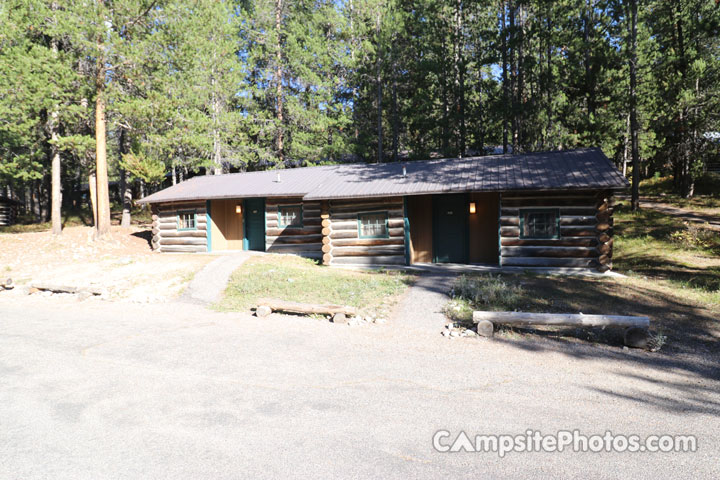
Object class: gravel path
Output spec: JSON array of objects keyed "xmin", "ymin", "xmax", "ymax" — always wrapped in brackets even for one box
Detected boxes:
[
  {"xmin": 1, "ymin": 295, "xmax": 718, "ymax": 479},
  {"xmin": 180, "ymin": 252, "xmax": 252, "ymax": 304},
  {"xmin": 393, "ymin": 273, "xmax": 454, "ymax": 334}
]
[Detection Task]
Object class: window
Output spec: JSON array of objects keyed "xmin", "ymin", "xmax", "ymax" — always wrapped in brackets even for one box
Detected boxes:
[
  {"xmin": 520, "ymin": 209, "xmax": 560, "ymax": 239},
  {"xmin": 358, "ymin": 212, "xmax": 389, "ymax": 238},
  {"xmin": 177, "ymin": 210, "xmax": 197, "ymax": 230},
  {"xmin": 278, "ymin": 205, "xmax": 303, "ymax": 228}
]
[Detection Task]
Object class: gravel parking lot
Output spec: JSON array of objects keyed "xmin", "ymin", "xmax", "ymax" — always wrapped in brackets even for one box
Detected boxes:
[{"xmin": 1, "ymin": 294, "xmax": 718, "ymax": 479}]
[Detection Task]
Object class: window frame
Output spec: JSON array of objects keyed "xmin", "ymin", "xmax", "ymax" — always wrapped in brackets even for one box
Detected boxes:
[
  {"xmin": 519, "ymin": 208, "xmax": 560, "ymax": 240},
  {"xmin": 176, "ymin": 210, "xmax": 198, "ymax": 231},
  {"xmin": 277, "ymin": 204, "xmax": 304, "ymax": 228},
  {"xmin": 357, "ymin": 211, "xmax": 390, "ymax": 239}
]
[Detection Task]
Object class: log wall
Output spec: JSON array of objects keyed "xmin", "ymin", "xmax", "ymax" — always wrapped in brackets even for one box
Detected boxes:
[
  {"xmin": 499, "ymin": 191, "xmax": 614, "ymax": 271},
  {"xmin": 265, "ymin": 197, "xmax": 323, "ymax": 260},
  {"xmin": 152, "ymin": 201, "xmax": 208, "ymax": 253},
  {"xmin": 0, "ymin": 201, "xmax": 17, "ymax": 226},
  {"xmin": 325, "ymin": 197, "xmax": 406, "ymax": 266}
]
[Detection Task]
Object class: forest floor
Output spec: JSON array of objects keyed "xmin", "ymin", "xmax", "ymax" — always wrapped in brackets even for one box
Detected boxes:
[{"xmin": 0, "ymin": 225, "xmax": 213, "ymax": 302}]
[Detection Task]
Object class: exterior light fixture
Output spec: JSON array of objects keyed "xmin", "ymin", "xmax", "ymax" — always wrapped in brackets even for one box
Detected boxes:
[
  {"xmin": 236, "ymin": 204, "xmax": 242, "ymax": 214},
  {"xmin": 469, "ymin": 202, "xmax": 476, "ymax": 214}
]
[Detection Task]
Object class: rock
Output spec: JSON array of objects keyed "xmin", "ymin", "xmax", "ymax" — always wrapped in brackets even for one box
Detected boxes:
[
  {"xmin": 476, "ymin": 320, "xmax": 494, "ymax": 338},
  {"xmin": 447, "ymin": 322, "xmax": 454, "ymax": 330},
  {"xmin": 332, "ymin": 313, "xmax": 348, "ymax": 324},
  {"xmin": 624, "ymin": 327, "xmax": 649, "ymax": 349},
  {"xmin": 374, "ymin": 318, "xmax": 386, "ymax": 324},
  {"xmin": 449, "ymin": 330, "xmax": 460, "ymax": 337},
  {"xmin": 441, "ymin": 330, "xmax": 449, "ymax": 337},
  {"xmin": 256, "ymin": 305, "xmax": 272, "ymax": 318}
]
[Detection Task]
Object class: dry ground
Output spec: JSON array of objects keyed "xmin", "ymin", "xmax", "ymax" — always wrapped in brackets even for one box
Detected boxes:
[{"xmin": 0, "ymin": 225, "xmax": 213, "ymax": 302}]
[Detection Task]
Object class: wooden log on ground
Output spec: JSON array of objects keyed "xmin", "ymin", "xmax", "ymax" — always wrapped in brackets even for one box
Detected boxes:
[
  {"xmin": 473, "ymin": 311, "xmax": 650, "ymax": 328},
  {"xmin": 257, "ymin": 298, "xmax": 356, "ymax": 316},
  {"xmin": 476, "ymin": 320, "xmax": 494, "ymax": 337},
  {"xmin": 30, "ymin": 283, "xmax": 78, "ymax": 294}
]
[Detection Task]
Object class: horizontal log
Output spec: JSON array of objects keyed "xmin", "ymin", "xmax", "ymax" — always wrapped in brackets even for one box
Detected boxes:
[
  {"xmin": 500, "ymin": 237, "xmax": 598, "ymax": 247},
  {"xmin": 266, "ymin": 218, "xmax": 321, "ymax": 228},
  {"xmin": 158, "ymin": 204, "xmax": 206, "ymax": 212},
  {"xmin": 266, "ymin": 243, "xmax": 322, "ymax": 253},
  {"xmin": 322, "ymin": 236, "xmax": 331, "ymax": 245},
  {"xmin": 472, "ymin": 311, "xmax": 649, "ymax": 328},
  {"xmin": 322, "ymin": 244, "xmax": 331, "ymax": 253},
  {"xmin": 159, "ymin": 237, "xmax": 208, "ymax": 246},
  {"xmin": 322, "ymin": 253, "xmax": 332, "ymax": 265},
  {"xmin": 331, "ymin": 238, "xmax": 404, "ymax": 247},
  {"xmin": 560, "ymin": 226, "xmax": 598, "ymax": 237},
  {"xmin": 501, "ymin": 246, "xmax": 598, "ymax": 258},
  {"xmin": 266, "ymin": 234, "xmax": 323, "ymax": 244},
  {"xmin": 265, "ymin": 210, "xmax": 321, "ymax": 221},
  {"xmin": 598, "ymin": 233, "xmax": 612, "ymax": 243},
  {"xmin": 257, "ymin": 298, "xmax": 356, "ymax": 316},
  {"xmin": 332, "ymin": 245, "xmax": 405, "ymax": 257},
  {"xmin": 500, "ymin": 226, "xmax": 519, "ymax": 237},
  {"xmin": 330, "ymin": 255, "xmax": 406, "ymax": 266},
  {"xmin": 329, "ymin": 228, "xmax": 404, "ymax": 239},
  {"xmin": 265, "ymin": 227, "xmax": 321, "ymax": 236},
  {"xmin": 157, "ymin": 230, "xmax": 207, "ymax": 238},
  {"xmin": 159, "ymin": 245, "xmax": 207, "ymax": 253},
  {"xmin": 501, "ymin": 257, "xmax": 598, "ymax": 268}
]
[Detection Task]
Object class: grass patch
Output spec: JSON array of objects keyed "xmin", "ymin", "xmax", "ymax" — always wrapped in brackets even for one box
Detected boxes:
[
  {"xmin": 641, "ymin": 173, "xmax": 720, "ymax": 213},
  {"xmin": 218, "ymin": 255, "xmax": 414, "ymax": 317},
  {"xmin": 613, "ymin": 201, "xmax": 720, "ymax": 301}
]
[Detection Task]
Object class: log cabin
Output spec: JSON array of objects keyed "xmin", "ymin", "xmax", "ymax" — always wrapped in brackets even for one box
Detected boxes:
[{"xmin": 138, "ymin": 148, "xmax": 628, "ymax": 272}]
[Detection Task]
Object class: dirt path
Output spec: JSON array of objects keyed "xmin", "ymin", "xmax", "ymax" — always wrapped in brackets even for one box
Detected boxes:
[
  {"xmin": 640, "ymin": 199, "xmax": 720, "ymax": 231},
  {"xmin": 0, "ymin": 226, "xmax": 213, "ymax": 302}
]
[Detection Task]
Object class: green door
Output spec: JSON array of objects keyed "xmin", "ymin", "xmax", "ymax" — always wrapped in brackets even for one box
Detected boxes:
[
  {"xmin": 433, "ymin": 194, "xmax": 468, "ymax": 263},
  {"xmin": 243, "ymin": 198, "xmax": 265, "ymax": 251}
]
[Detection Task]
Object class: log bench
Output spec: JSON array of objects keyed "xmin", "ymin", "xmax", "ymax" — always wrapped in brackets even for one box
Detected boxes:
[
  {"xmin": 256, "ymin": 298, "xmax": 357, "ymax": 324},
  {"xmin": 472, "ymin": 311, "xmax": 651, "ymax": 348}
]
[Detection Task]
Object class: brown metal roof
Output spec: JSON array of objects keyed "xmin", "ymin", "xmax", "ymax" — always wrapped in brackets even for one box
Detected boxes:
[{"xmin": 138, "ymin": 147, "xmax": 628, "ymax": 204}]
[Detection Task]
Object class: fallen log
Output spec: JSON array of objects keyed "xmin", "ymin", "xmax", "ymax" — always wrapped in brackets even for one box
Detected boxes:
[
  {"xmin": 29, "ymin": 283, "xmax": 105, "ymax": 296},
  {"xmin": 256, "ymin": 298, "xmax": 356, "ymax": 317},
  {"xmin": 472, "ymin": 311, "xmax": 650, "ymax": 328}
]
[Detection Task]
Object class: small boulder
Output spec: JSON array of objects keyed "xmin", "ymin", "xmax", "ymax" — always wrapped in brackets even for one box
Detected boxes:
[
  {"xmin": 256, "ymin": 305, "xmax": 272, "ymax": 318},
  {"xmin": 332, "ymin": 313, "xmax": 348, "ymax": 324},
  {"xmin": 624, "ymin": 327, "xmax": 649, "ymax": 349}
]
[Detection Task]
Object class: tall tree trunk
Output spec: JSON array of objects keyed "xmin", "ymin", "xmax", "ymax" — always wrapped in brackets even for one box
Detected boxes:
[
  {"xmin": 629, "ymin": 0, "xmax": 640, "ymax": 211},
  {"xmin": 50, "ymin": 114, "xmax": 61, "ymax": 235},
  {"xmin": 95, "ymin": 0, "xmax": 111, "ymax": 237},
  {"xmin": 275, "ymin": 0, "xmax": 284, "ymax": 164},
  {"xmin": 49, "ymin": 33, "xmax": 62, "ymax": 235},
  {"xmin": 375, "ymin": 9, "xmax": 383, "ymax": 163},
  {"xmin": 119, "ymin": 127, "xmax": 132, "ymax": 228},
  {"xmin": 454, "ymin": 0, "xmax": 466, "ymax": 157},
  {"xmin": 89, "ymin": 173, "xmax": 98, "ymax": 227},
  {"xmin": 501, "ymin": 1, "xmax": 509, "ymax": 153},
  {"xmin": 392, "ymin": 74, "xmax": 399, "ymax": 162}
]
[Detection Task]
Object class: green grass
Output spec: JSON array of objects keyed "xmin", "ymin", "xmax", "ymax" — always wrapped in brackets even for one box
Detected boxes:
[
  {"xmin": 613, "ymin": 201, "xmax": 720, "ymax": 299},
  {"xmin": 641, "ymin": 173, "xmax": 720, "ymax": 211},
  {"xmin": 218, "ymin": 255, "xmax": 414, "ymax": 316}
]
